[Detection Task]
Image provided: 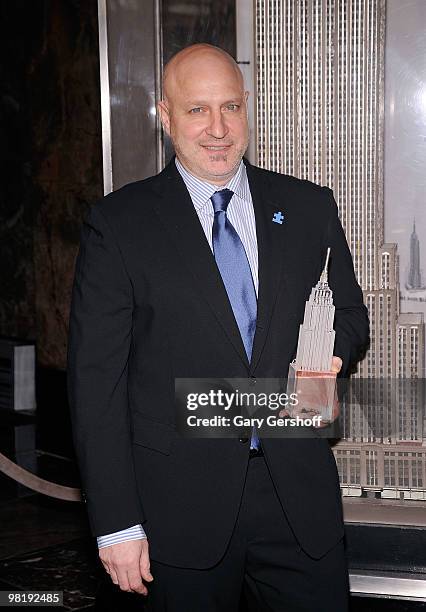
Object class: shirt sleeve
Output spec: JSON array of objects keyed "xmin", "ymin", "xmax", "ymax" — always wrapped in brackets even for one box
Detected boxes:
[{"xmin": 97, "ymin": 524, "xmax": 147, "ymax": 549}]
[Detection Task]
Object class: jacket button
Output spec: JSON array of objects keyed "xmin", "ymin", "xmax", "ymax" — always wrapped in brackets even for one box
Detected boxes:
[{"xmin": 239, "ymin": 437, "xmax": 249, "ymax": 443}]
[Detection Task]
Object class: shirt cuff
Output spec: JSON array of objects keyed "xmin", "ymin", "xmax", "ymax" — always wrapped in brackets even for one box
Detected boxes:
[{"xmin": 97, "ymin": 524, "xmax": 147, "ymax": 548}]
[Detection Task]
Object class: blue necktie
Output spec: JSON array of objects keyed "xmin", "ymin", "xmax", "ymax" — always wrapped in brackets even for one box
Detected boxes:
[{"xmin": 211, "ymin": 189, "xmax": 260, "ymax": 450}]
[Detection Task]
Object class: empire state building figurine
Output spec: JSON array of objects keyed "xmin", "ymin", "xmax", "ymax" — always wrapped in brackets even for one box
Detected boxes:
[{"xmin": 287, "ymin": 248, "xmax": 337, "ymax": 421}]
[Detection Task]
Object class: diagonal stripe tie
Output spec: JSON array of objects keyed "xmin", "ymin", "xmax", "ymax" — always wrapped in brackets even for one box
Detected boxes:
[{"xmin": 211, "ymin": 189, "xmax": 260, "ymax": 450}]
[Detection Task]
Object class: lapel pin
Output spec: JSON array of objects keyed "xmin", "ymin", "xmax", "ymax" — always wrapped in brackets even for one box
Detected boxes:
[{"xmin": 272, "ymin": 211, "xmax": 284, "ymax": 225}]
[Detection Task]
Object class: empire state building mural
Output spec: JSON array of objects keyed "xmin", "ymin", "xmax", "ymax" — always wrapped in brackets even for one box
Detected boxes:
[
  {"xmin": 406, "ymin": 220, "xmax": 425, "ymax": 292},
  {"xmin": 252, "ymin": 0, "xmax": 426, "ymax": 502}
]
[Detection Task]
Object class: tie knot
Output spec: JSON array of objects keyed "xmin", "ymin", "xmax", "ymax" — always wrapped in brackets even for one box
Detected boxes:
[{"xmin": 211, "ymin": 189, "xmax": 234, "ymax": 214}]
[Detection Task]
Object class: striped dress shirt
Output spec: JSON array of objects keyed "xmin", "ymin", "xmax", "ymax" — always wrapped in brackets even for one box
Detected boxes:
[{"xmin": 97, "ymin": 156, "xmax": 259, "ymax": 548}]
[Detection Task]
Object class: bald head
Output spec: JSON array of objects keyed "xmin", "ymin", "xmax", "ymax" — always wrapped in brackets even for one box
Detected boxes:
[
  {"xmin": 163, "ymin": 44, "xmax": 244, "ymax": 104},
  {"xmin": 157, "ymin": 43, "xmax": 250, "ymax": 185}
]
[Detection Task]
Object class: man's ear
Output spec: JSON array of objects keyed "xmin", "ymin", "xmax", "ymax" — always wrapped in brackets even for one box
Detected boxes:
[{"xmin": 157, "ymin": 100, "xmax": 171, "ymax": 136}]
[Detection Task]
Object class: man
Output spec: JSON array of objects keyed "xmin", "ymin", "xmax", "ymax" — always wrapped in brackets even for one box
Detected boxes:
[{"xmin": 67, "ymin": 43, "xmax": 369, "ymax": 611}]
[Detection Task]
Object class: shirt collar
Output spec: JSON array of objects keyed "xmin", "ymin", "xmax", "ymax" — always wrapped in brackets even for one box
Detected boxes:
[{"xmin": 175, "ymin": 156, "xmax": 249, "ymax": 213}]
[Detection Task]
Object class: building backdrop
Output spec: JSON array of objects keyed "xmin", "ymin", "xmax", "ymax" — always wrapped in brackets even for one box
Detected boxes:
[{"xmin": 253, "ymin": 0, "xmax": 426, "ymax": 501}]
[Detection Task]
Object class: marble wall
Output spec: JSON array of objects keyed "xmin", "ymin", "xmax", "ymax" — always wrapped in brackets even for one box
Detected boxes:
[
  {"xmin": 0, "ymin": 1, "xmax": 103, "ymax": 369},
  {"xmin": 0, "ymin": 0, "xmax": 236, "ymax": 369}
]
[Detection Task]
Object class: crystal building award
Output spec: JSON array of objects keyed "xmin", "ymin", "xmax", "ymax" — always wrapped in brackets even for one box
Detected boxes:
[{"xmin": 286, "ymin": 248, "xmax": 337, "ymax": 422}]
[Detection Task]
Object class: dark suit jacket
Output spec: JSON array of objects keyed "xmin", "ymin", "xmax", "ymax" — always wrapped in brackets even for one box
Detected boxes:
[{"xmin": 67, "ymin": 156, "xmax": 369, "ymax": 568}]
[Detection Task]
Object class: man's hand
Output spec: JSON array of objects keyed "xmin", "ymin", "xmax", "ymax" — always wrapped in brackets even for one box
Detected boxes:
[
  {"xmin": 279, "ymin": 356, "xmax": 343, "ymax": 426},
  {"xmin": 99, "ymin": 538, "xmax": 153, "ymax": 595}
]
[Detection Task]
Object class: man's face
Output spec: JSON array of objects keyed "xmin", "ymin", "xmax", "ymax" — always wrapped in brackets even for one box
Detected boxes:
[{"xmin": 158, "ymin": 53, "xmax": 249, "ymax": 185}]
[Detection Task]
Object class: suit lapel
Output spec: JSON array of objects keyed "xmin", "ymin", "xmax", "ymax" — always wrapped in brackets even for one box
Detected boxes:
[
  {"xmin": 149, "ymin": 158, "xmax": 289, "ymax": 373},
  {"xmin": 150, "ymin": 159, "xmax": 250, "ymax": 368},
  {"xmin": 244, "ymin": 160, "xmax": 288, "ymax": 374}
]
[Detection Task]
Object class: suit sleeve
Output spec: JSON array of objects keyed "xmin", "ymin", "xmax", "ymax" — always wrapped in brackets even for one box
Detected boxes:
[
  {"xmin": 67, "ymin": 204, "xmax": 145, "ymax": 537},
  {"xmin": 323, "ymin": 188, "xmax": 370, "ymax": 377}
]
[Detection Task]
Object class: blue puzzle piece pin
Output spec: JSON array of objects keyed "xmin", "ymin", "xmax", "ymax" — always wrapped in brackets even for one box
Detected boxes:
[{"xmin": 272, "ymin": 211, "xmax": 284, "ymax": 225}]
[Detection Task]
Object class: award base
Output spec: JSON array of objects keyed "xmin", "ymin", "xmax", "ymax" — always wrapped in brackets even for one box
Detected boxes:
[{"xmin": 286, "ymin": 361, "xmax": 337, "ymax": 422}]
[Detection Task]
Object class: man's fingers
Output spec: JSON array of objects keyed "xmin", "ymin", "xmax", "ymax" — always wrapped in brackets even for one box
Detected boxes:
[
  {"xmin": 331, "ymin": 356, "xmax": 342, "ymax": 373},
  {"xmin": 139, "ymin": 540, "xmax": 154, "ymax": 582},
  {"xmin": 140, "ymin": 558, "xmax": 154, "ymax": 582},
  {"xmin": 101, "ymin": 559, "xmax": 118, "ymax": 585},
  {"xmin": 127, "ymin": 568, "xmax": 148, "ymax": 595},
  {"xmin": 115, "ymin": 566, "xmax": 132, "ymax": 592},
  {"xmin": 109, "ymin": 567, "xmax": 119, "ymax": 585}
]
